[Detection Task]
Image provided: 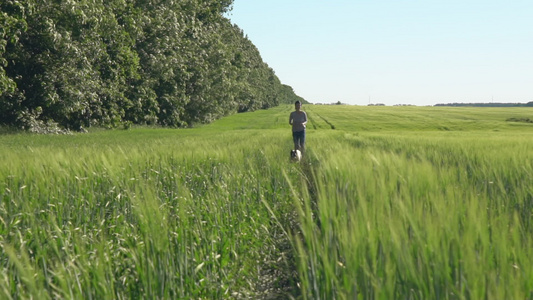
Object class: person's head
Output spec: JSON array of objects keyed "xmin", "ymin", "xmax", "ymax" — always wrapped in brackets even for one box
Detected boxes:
[{"xmin": 294, "ymin": 100, "xmax": 302, "ymax": 111}]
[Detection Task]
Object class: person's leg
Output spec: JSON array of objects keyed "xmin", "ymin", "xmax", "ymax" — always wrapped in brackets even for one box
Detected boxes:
[
  {"xmin": 299, "ymin": 130, "xmax": 306, "ymax": 156},
  {"xmin": 293, "ymin": 130, "xmax": 305, "ymax": 152},
  {"xmin": 293, "ymin": 131, "xmax": 300, "ymax": 150}
]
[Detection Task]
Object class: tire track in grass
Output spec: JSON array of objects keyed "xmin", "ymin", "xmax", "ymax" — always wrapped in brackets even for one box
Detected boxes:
[
  {"xmin": 305, "ymin": 107, "xmax": 336, "ymax": 130},
  {"xmin": 316, "ymin": 113, "xmax": 336, "ymax": 130},
  {"xmin": 306, "ymin": 111, "xmax": 323, "ymax": 130},
  {"xmin": 269, "ymin": 150, "xmax": 322, "ymax": 298},
  {"xmin": 255, "ymin": 203, "xmax": 300, "ymax": 299},
  {"xmin": 300, "ymin": 150, "xmax": 321, "ymax": 228},
  {"xmin": 257, "ymin": 151, "xmax": 323, "ymax": 299},
  {"xmin": 250, "ymin": 153, "xmax": 302, "ymax": 299}
]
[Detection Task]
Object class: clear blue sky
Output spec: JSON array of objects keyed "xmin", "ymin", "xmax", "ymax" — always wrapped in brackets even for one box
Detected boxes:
[{"xmin": 226, "ymin": 0, "xmax": 532, "ymax": 106}]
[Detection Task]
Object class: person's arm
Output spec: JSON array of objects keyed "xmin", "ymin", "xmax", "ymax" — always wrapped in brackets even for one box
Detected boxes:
[
  {"xmin": 302, "ymin": 112, "xmax": 308, "ymax": 126},
  {"xmin": 289, "ymin": 112, "xmax": 294, "ymax": 125}
]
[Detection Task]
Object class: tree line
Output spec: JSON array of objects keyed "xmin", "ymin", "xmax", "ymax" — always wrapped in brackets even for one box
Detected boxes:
[{"xmin": 0, "ymin": 0, "xmax": 304, "ymax": 131}]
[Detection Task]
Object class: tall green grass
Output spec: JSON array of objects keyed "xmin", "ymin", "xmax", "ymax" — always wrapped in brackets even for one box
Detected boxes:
[
  {"xmin": 292, "ymin": 129, "xmax": 533, "ymax": 299},
  {"xmin": 1, "ymin": 105, "xmax": 533, "ymax": 299},
  {"xmin": 0, "ymin": 127, "xmax": 300, "ymax": 298}
]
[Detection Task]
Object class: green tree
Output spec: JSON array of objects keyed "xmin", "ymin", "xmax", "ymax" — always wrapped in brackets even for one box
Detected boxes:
[
  {"xmin": 0, "ymin": 0, "xmax": 30, "ymax": 124},
  {"xmin": 0, "ymin": 0, "xmax": 305, "ymax": 130}
]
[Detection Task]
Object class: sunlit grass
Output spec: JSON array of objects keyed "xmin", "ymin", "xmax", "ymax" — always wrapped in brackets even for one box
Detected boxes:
[
  {"xmin": 0, "ymin": 127, "xmax": 300, "ymax": 298},
  {"xmin": 1, "ymin": 104, "xmax": 532, "ymax": 298},
  {"xmin": 305, "ymin": 105, "xmax": 533, "ymax": 132},
  {"xmin": 293, "ymin": 128, "xmax": 533, "ymax": 299}
]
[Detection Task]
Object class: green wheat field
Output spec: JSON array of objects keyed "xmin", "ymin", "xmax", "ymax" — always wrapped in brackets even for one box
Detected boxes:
[{"xmin": 1, "ymin": 105, "xmax": 532, "ymax": 299}]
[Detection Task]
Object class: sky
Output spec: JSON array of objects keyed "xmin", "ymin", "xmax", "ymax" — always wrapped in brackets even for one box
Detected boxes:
[{"xmin": 226, "ymin": 0, "xmax": 533, "ymax": 106}]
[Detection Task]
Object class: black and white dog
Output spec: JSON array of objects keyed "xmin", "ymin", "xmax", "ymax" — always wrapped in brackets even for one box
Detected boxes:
[{"xmin": 290, "ymin": 149, "xmax": 302, "ymax": 162}]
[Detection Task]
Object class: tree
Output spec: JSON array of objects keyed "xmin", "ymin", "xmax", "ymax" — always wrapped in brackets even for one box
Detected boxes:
[
  {"xmin": 0, "ymin": 0, "xmax": 305, "ymax": 130},
  {"xmin": 0, "ymin": 0, "xmax": 30, "ymax": 124}
]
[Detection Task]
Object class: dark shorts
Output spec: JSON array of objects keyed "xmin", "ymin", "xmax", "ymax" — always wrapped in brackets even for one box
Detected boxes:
[{"xmin": 292, "ymin": 130, "xmax": 306, "ymax": 149}]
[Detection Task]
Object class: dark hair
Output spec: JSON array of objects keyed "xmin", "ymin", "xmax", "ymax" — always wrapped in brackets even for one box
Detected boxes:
[{"xmin": 295, "ymin": 100, "xmax": 301, "ymax": 105}]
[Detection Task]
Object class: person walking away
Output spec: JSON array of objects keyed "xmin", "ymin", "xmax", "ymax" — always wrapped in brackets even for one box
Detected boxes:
[{"xmin": 289, "ymin": 100, "xmax": 307, "ymax": 155}]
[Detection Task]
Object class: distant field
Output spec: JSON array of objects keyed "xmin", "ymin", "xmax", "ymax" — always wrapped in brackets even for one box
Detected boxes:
[{"xmin": 1, "ymin": 105, "xmax": 532, "ymax": 299}]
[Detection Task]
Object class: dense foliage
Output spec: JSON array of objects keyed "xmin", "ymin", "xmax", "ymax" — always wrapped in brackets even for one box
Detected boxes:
[{"xmin": 0, "ymin": 0, "xmax": 304, "ymax": 130}]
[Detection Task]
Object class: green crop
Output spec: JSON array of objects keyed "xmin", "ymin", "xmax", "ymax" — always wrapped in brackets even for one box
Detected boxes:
[{"xmin": 1, "ymin": 105, "xmax": 532, "ymax": 299}]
